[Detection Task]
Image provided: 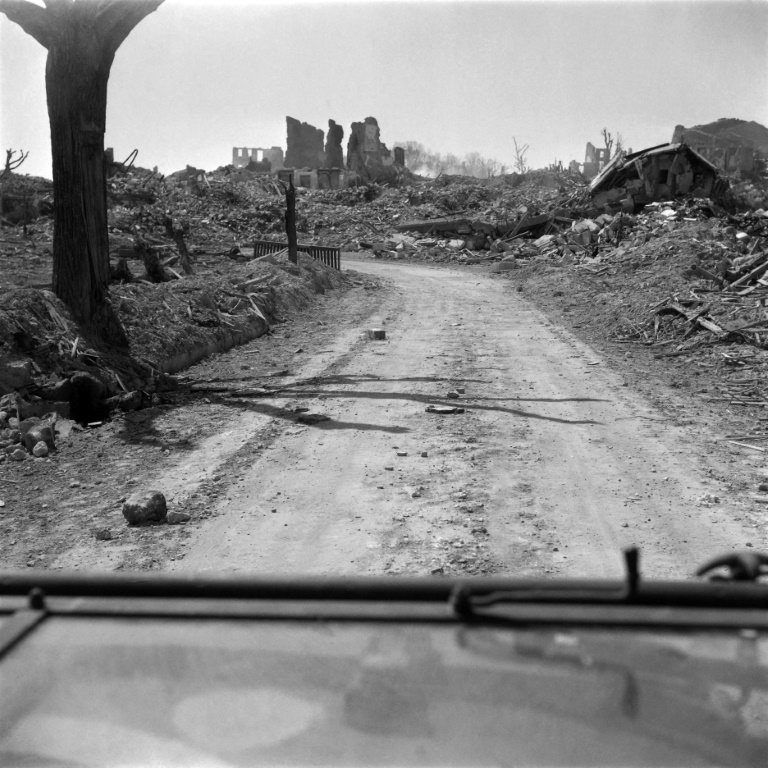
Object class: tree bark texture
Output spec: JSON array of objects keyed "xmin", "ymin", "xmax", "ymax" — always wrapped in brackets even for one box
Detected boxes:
[{"xmin": 0, "ymin": 0, "xmax": 164, "ymax": 344}]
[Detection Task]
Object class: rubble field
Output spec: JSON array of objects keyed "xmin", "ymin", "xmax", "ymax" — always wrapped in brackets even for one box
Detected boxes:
[{"xmin": 2, "ymin": 160, "xmax": 768, "ymax": 572}]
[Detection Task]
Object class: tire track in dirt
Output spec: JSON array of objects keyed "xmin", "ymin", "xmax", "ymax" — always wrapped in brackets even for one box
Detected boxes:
[{"xmin": 166, "ymin": 258, "xmax": 760, "ymax": 578}]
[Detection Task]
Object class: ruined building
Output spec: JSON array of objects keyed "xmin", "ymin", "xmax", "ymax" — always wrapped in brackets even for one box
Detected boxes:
[
  {"xmin": 589, "ymin": 142, "xmax": 725, "ymax": 211},
  {"xmin": 324, "ymin": 120, "xmax": 345, "ymax": 169},
  {"xmin": 284, "ymin": 117, "xmax": 325, "ymax": 169},
  {"xmin": 582, "ymin": 142, "xmax": 610, "ymax": 179},
  {"xmin": 237, "ymin": 116, "xmax": 404, "ymax": 189},
  {"xmin": 232, "ymin": 146, "xmax": 284, "ymax": 171},
  {"xmin": 346, "ymin": 117, "xmax": 396, "ymax": 182},
  {"xmin": 672, "ymin": 119, "xmax": 768, "ymax": 173}
]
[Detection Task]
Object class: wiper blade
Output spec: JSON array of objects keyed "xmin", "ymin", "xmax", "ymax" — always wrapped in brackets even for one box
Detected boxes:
[
  {"xmin": 450, "ymin": 548, "xmax": 768, "ymax": 617},
  {"xmin": 451, "ymin": 547, "xmax": 641, "ymax": 616}
]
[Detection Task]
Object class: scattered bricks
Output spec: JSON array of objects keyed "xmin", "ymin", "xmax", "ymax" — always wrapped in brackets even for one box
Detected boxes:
[
  {"xmin": 0, "ymin": 361, "xmax": 32, "ymax": 395},
  {"xmin": 18, "ymin": 400, "xmax": 71, "ymax": 421},
  {"xmin": 367, "ymin": 329, "xmax": 386, "ymax": 340},
  {"xmin": 122, "ymin": 490, "xmax": 168, "ymax": 526},
  {"xmin": 38, "ymin": 379, "xmax": 73, "ymax": 402},
  {"xmin": 23, "ymin": 424, "xmax": 55, "ymax": 454},
  {"xmin": 32, "ymin": 441, "xmax": 49, "ymax": 458},
  {"xmin": 426, "ymin": 405, "xmax": 465, "ymax": 414},
  {"xmin": 18, "ymin": 416, "xmax": 41, "ymax": 439}
]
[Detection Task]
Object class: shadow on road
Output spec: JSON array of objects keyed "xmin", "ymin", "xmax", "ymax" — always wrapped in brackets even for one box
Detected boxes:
[
  {"xmin": 235, "ymin": 381, "xmax": 606, "ymax": 426},
  {"xmin": 207, "ymin": 397, "xmax": 411, "ymax": 434}
]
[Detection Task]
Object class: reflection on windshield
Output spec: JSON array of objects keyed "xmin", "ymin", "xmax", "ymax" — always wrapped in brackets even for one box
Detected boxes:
[{"xmin": 1, "ymin": 619, "xmax": 767, "ymax": 767}]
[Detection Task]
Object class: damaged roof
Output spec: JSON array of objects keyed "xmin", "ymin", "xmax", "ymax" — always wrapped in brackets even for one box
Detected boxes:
[{"xmin": 589, "ymin": 142, "xmax": 719, "ymax": 194}]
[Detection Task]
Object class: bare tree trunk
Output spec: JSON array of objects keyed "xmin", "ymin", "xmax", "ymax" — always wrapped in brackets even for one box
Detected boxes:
[
  {"xmin": 47, "ymin": 39, "xmax": 126, "ymax": 342},
  {"xmin": 284, "ymin": 177, "xmax": 298, "ymax": 265},
  {"xmin": 0, "ymin": 0, "xmax": 164, "ymax": 345}
]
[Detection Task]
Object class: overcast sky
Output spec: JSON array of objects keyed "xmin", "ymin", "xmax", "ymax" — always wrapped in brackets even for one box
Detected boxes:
[{"xmin": 1, "ymin": 0, "xmax": 766, "ymax": 179}]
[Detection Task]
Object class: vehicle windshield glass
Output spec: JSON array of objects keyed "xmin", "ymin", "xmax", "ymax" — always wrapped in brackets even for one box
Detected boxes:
[{"xmin": 3, "ymin": 618, "xmax": 768, "ymax": 767}]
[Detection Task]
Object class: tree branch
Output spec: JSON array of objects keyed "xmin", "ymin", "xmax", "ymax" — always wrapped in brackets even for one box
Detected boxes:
[
  {"xmin": 0, "ymin": 0, "xmax": 53, "ymax": 48},
  {"xmin": 95, "ymin": 0, "xmax": 164, "ymax": 56}
]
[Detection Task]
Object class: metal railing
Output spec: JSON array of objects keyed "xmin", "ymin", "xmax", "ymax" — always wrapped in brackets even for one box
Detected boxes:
[{"xmin": 253, "ymin": 239, "xmax": 341, "ymax": 270}]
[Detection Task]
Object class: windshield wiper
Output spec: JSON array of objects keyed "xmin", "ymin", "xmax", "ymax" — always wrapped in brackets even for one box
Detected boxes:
[{"xmin": 449, "ymin": 547, "xmax": 768, "ymax": 618}]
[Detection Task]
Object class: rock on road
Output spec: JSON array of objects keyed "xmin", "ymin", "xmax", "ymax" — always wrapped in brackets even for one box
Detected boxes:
[{"xmin": 160, "ymin": 257, "xmax": 753, "ymax": 579}]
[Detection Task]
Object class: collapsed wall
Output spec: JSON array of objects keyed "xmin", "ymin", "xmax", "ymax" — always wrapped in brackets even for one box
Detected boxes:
[
  {"xmin": 285, "ymin": 117, "xmax": 325, "ymax": 169},
  {"xmin": 324, "ymin": 120, "xmax": 345, "ymax": 169},
  {"xmin": 346, "ymin": 117, "xmax": 397, "ymax": 182}
]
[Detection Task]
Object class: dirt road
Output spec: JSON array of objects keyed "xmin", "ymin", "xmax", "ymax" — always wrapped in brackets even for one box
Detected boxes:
[
  {"xmin": 21, "ymin": 257, "xmax": 759, "ymax": 577},
  {"xmin": 141, "ymin": 256, "xmax": 752, "ymax": 579}
]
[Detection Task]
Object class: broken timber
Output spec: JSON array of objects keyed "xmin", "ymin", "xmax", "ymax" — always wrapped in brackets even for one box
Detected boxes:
[{"xmin": 657, "ymin": 301, "xmax": 726, "ymax": 335}]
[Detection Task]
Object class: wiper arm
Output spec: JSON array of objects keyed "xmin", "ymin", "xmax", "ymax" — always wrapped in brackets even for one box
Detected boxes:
[{"xmin": 451, "ymin": 547, "xmax": 641, "ymax": 616}]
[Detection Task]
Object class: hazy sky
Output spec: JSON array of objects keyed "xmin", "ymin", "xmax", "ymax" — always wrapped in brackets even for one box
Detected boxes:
[{"xmin": 1, "ymin": 0, "xmax": 767, "ymax": 178}]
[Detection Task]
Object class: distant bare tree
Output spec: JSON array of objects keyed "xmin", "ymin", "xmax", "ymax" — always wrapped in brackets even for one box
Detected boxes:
[
  {"xmin": 464, "ymin": 151, "xmax": 484, "ymax": 177},
  {"xmin": 0, "ymin": 148, "xmax": 30, "ymax": 227},
  {"xmin": 444, "ymin": 153, "xmax": 461, "ymax": 174},
  {"xmin": 513, "ymin": 138, "xmax": 530, "ymax": 174},
  {"xmin": 484, "ymin": 158, "xmax": 503, "ymax": 178},
  {"xmin": 602, "ymin": 128, "xmax": 615, "ymax": 160},
  {"xmin": 399, "ymin": 143, "xmax": 512, "ymax": 179},
  {"xmin": 400, "ymin": 141, "xmax": 427, "ymax": 171},
  {"xmin": 1, "ymin": 148, "xmax": 29, "ymax": 178}
]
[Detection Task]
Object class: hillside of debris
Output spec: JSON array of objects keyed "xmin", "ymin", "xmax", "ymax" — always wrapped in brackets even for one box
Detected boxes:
[{"xmin": 2, "ymin": 157, "xmax": 768, "ymax": 461}]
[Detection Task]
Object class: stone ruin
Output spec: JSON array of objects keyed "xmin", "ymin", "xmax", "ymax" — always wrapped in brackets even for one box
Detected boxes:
[
  {"xmin": 324, "ymin": 120, "xmax": 345, "ymax": 169},
  {"xmin": 347, "ymin": 117, "xmax": 397, "ymax": 182},
  {"xmin": 281, "ymin": 115, "xmax": 405, "ymax": 183},
  {"xmin": 285, "ymin": 116, "xmax": 325, "ymax": 169}
]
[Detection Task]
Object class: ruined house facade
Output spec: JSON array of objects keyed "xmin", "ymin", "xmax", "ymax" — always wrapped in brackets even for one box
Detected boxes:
[
  {"xmin": 672, "ymin": 124, "xmax": 754, "ymax": 173},
  {"xmin": 232, "ymin": 146, "xmax": 284, "ymax": 172},
  {"xmin": 282, "ymin": 116, "xmax": 404, "ymax": 188},
  {"xmin": 346, "ymin": 117, "xmax": 397, "ymax": 182},
  {"xmin": 284, "ymin": 117, "xmax": 325, "ymax": 170},
  {"xmin": 233, "ymin": 116, "xmax": 404, "ymax": 188},
  {"xmin": 671, "ymin": 119, "xmax": 768, "ymax": 173},
  {"xmin": 582, "ymin": 142, "xmax": 610, "ymax": 179}
]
